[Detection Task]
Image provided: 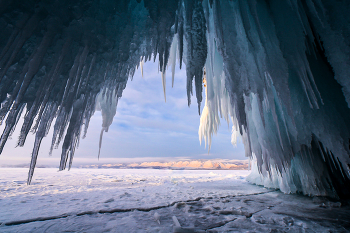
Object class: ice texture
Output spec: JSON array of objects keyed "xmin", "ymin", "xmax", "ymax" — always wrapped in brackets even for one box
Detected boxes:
[
  {"xmin": 0, "ymin": 0, "xmax": 350, "ymax": 198},
  {"xmin": 1, "ymin": 168, "xmax": 349, "ymax": 232}
]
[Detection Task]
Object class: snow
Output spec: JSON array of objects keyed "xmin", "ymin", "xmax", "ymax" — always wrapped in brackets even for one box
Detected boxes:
[{"xmin": 1, "ymin": 168, "xmax": 349, "ymax": 232}]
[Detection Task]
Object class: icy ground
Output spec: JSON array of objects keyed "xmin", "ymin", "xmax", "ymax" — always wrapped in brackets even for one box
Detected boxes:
[{"xmin": 0, "ymin": 168, "xmax": 349, "ymax": 232}]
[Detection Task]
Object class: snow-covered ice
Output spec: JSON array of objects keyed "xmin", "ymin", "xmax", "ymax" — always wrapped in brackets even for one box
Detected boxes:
[{"xmin": 0, "ymin": 168, "xmax": 349, "ymax": 232}]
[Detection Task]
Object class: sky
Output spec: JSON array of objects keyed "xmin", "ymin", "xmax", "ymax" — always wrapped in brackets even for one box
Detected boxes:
[{"xmin": 0, "ymin": 61, "xmax": 246, "ymax": 167}]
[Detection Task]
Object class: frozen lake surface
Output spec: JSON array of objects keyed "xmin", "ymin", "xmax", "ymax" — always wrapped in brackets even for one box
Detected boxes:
[{"xmin": 0, "ymin": 168, "xmax": 349, "ymax": 232}]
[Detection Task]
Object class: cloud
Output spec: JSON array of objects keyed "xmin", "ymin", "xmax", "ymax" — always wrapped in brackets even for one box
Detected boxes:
[{"xmin": 0, "ymin": 60, "xmax": 246, "ymax": 167}]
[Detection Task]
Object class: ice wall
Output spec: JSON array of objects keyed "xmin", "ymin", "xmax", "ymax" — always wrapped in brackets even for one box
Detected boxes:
[
  {"xmin": 0, "ymin": 0, "xmax": 349, "ymax": 198},
  {"xmin": 202, "ymin": 0, "xmax": 350, "ymax": 198}
]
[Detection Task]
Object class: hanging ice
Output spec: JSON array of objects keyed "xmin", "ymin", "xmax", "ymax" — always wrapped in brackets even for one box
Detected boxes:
[{"xmin": 0, "ymin": 0, "xmax": 349, "ymax": 198}]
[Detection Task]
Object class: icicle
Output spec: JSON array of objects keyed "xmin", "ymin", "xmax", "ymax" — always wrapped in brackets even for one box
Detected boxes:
[
  {"xmin": 169, "ymin": 34, "xmax": 178, "ymax": 88},
  {"xmin": 140, "ymin": 57, "xmax": 144, "ymax": 78},
  {"xmin": 98, "ymin": 128, "xmax": 105, "ymax": 160},
  {"xmin": 161, "ymin": 68, "xmax": 166, "ymax": 102},
  {"xmin": 27, "ymin": 104, "xmax": 55, "ymax": 184},
  {"xmin": 231, "ymin": 118, "xmax": 239, "ymax": 147},
  {"xmin": 178, "ymin": 21, "xmax": 184, "ymax": 70},
  {"xmin": 0, "ymin": 103, "xmax": 24, "ymax": 153}
]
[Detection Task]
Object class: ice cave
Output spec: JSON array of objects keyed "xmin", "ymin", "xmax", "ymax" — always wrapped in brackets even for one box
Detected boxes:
[{"xmin": 0, "ymin": 0, "xmax": 349, "ymax": 201}]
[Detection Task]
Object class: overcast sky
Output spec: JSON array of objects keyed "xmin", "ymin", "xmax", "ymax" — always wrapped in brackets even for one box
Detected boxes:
[{"xmin": 0, "ymin": 61, "xmax": 246, "ymax": 167}]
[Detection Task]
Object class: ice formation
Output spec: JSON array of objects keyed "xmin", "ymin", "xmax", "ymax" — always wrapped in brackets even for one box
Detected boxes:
[{"xmin": 0, "ymin": 0, "xmax": 349, "ymax": 198}]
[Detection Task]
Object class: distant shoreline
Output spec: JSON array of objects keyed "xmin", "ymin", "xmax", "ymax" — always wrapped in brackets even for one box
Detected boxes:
[
  {"xmin": 0, "ymin": 159, "xmax": 249, "ymax": 170},
  {"xmin": 0, "ymin": 167, "xmax": 249, "ymax": 170}
]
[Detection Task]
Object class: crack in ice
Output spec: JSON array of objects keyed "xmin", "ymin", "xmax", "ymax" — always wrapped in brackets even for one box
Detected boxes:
[{"xmin": 0, "ymin": 190, "xmax": 275, "ymax": 227}]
